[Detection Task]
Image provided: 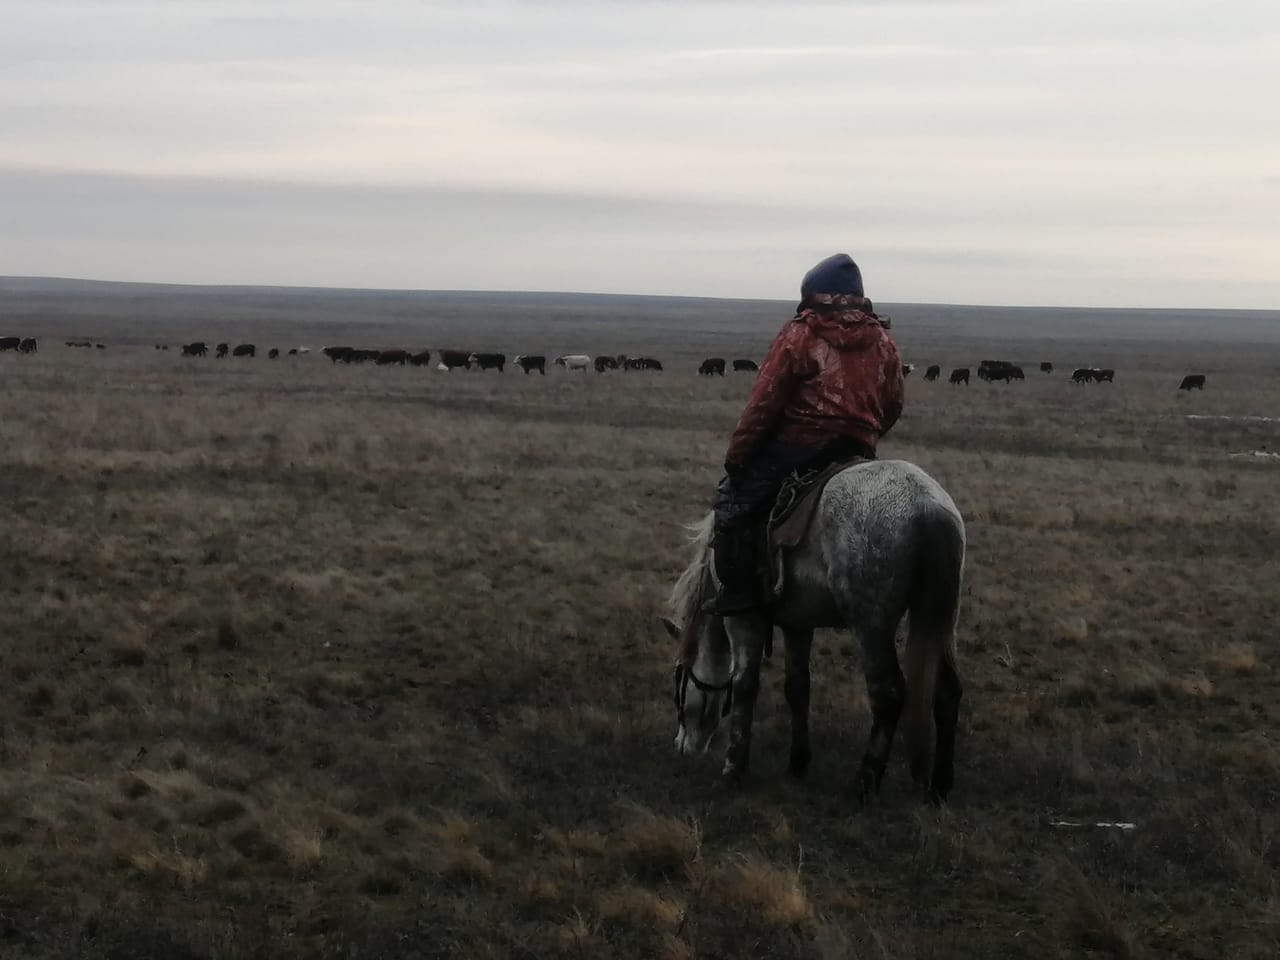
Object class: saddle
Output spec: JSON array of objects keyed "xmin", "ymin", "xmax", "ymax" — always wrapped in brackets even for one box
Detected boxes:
[{"xmin": 764, "ymin": 456, "xmax": 868, "ymax": 598}]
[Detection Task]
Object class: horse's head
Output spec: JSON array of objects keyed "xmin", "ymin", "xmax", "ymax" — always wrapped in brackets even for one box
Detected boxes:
[{"xmin": 662, "ymin": 615, "xmax": 732, "ymax": 755}]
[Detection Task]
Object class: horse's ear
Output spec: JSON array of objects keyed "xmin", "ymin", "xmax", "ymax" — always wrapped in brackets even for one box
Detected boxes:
[{"xmin": 659, "ymin": 616, "xmax": 680, "ymax": 639}]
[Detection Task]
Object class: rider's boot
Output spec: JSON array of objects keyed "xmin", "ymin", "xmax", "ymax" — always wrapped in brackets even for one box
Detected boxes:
[{"xmin": 703, "ymin": 523, "xmax": 759, "ymax": 617}]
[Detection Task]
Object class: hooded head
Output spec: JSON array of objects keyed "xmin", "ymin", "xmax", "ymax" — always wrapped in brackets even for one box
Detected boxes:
[{"xmin": 800, "ymin": 253, "xmax": 864, "ymax": 303}]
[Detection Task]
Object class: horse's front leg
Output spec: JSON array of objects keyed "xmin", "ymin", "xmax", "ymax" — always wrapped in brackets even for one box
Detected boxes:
[
  {"xmin": 782, "ymin": 627, "xmax": 814, "ymax": 778},
  {"xmin": 721, "ymin": 615, "xmax": 768, "ymax": 783}
]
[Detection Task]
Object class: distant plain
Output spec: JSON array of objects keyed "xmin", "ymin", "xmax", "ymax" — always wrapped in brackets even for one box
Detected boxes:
[{"xmin": 1, "ymin": 279, "xmax": 1278, "ymax": 958}]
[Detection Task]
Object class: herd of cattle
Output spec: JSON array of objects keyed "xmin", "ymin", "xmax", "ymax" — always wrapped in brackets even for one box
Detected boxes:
[
  {"xmin": 916, "ymin": 358, "xmax": 1207, "ymax": 390},
  {"xmin": 171, "ymin": 344, "xmax": 746, "ymax": 375},
  {"xmin": 2, "ymin": 336, "xmax": 1210, "ymax": 390}
]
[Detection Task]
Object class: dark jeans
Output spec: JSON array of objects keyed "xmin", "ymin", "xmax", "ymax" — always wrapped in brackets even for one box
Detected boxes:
[{"xmin": 713, "ymin": 437, "xmax": 873, "ymax": 528}]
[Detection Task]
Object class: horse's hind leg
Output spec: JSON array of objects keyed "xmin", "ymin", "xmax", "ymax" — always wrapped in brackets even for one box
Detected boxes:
[
  {"xmin": 853, "ymin": 622, "xmax": 905, "ymax": 804},
  {"xmin": 929, "ymin": 656, "xmax": 963, "ymax": 803},
  {"xmin": 782, "ymin": 627, "xmax": 813, "ymax": 778}
]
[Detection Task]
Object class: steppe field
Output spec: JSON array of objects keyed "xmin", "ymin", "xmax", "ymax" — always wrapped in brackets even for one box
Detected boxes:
[{"xmin": 1, "ymin": 279, "xmax": 1278, "ymax": 960}]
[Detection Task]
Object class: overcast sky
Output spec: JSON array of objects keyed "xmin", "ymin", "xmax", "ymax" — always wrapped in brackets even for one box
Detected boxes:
[{"xmin": 3, "ymin": 1, "xmax": 1277, "ymax": 307}]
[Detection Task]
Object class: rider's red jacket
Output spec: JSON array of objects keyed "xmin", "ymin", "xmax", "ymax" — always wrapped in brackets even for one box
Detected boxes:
[{"xmin": 724, "ymin": 295, "xmax": 904, "ymax": 467}]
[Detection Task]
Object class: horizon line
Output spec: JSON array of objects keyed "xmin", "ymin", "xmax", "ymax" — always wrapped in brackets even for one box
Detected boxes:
[{"xmin": 1, "ymin": 274, "xmax": 1277, "ymax": 316}]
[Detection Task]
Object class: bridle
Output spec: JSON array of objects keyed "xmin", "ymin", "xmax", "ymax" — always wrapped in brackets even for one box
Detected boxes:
[{"xmin": 674, "ymin": 662, "xmax": 734, "ymax": 721}]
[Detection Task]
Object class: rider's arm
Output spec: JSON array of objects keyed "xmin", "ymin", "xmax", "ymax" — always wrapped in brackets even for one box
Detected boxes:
[
  {"xmin": 724, "ymin": 322, "xmax": 810, "ymax": 468},
  {"xmin": 878, "ymin": 335, "xmax": 905, "ymax": 436}
]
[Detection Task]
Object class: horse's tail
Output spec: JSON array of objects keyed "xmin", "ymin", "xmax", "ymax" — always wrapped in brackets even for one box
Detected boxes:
[{"xmin": 903, "ymin": 506, "xmax": 965, "ymax": 789}]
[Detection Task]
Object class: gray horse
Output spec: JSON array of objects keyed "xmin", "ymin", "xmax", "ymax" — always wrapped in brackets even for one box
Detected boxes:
[{"xmin": 663, "ymin": 459, "xmax": 966, "ymax": 804}]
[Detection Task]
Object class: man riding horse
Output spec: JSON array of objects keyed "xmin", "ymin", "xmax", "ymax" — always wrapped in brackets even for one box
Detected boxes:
[{"xmin": 706, "ymin": 253, "xmax": 905, "ymax": 616}]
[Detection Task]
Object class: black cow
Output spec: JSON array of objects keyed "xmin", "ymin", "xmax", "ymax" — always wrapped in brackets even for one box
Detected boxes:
[
  {"xmin": 698, "ymin": 358, "xmax": 726, "ymax": 376},
  {"xmin": 469, "ymin": 352, "xmax": 506, "ymax": 371},
  {"xmin": 625, "ymin": 357, "xmax": 663, "ymax": 371},
  {"xmin": 216, "ymin": 342, "xmax": 229, "ymax": 359},
  {"xmin": 376, "ymin": 349, "xmax": 410, "ymax": 366},
  {"xmin": 232, "ymin": 344, "xmax": 255, "ymax": 358},
  {"xmin": 439, "ymin": 350, "xmax": 472, "ymax": 370},
  {"xmin": 977, "ymin": 360, "xmax": 1016, "ymax": 382},
  {"xmin": 324, "ymin": 346, "xmax": 354, "ymax": 363},
  {"xmin": 288, "ymin": 348, "xmax": 298, "ymax": 356},
  {"xmin": 410, "ymin": 350, "xmax": 433, "ymax": 367},
  {"xmin": 182, "ymin": 341, "xmax": 207, "ymax": 357},
  {"xmin": 949, "ymin": 368, "xmax": 970, "ymax": 385},
  {"xmin": 732, "ymin": 359, "xmax": 758, "ymax": 372},
  {"xmin": 1179, "ymin": 374, "xmax": 1206, "ymax": 391},
  {"xmin": 1096, "ymin": 368, "xmax": 1115, "ymax": 383},
  {"xmin": 1071, "ymin": 367, "xmax": 1096, "ymax": 384},
  {"xmin": 268, "ymin": 348, "xmax": 280, "ymax": 360},
  {"xmin": 593, "ymin": 356, "xmax": 617, "ymax": 373},
  {"xmin": 95, "ymin": 343, "xmax": 105, "ymax": 350},
  {"xmin": 902, "ymin": 363, "xmax": 915, "ymax": 378},
  {"xmin": 0, "ymin": 337, "xmax": 19, "ymax": 352},
  {"xmin": 19, "ymin": 337, "xmax": 38, "ymax": 354},
  {"xmin": 1040, "ymin": 362, "xmax": 1053, "ymax": 373},
  {"xmin": 989, "ymin": 365, "xmax": 1024, "ymax": 383},
  {"xmin": 924, "ymin": 364, "xmax": 941, "ymax": 382},
  {"xmin": 513, "ymin": 354, "xmax": 546, "ymax": 374}
]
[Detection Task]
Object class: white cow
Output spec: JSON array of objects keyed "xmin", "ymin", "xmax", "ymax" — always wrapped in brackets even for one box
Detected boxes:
[{"xmin": 554, "ymin": 354, "xmax": 590, "ymax": 371}]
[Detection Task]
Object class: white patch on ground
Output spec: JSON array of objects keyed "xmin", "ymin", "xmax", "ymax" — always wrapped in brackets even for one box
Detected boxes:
[
  {"xmin": 1186, "ymin": 415, "xmax": 1279, "ymax": 422},
  {"xmin": 1228, "ymin": 451, "xmax": 1280, "ymax": 460}
]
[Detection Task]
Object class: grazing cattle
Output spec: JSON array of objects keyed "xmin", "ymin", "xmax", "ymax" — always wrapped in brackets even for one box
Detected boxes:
[
  {"xmin": 924, "ymin": 364, "xmax": 941, "ymax": 382},
  {"xmin": 949, "ymin": 368, "xmax": 970, "ymax": 385},
  {"xmin": 0, "ymin": 337, "xmax": 19, "ymax": 352},
  {"xmin": 1040, "ymin": 362, "xmax": 1053, "ymax": 373},
  {"xmin": 268, "ymin": 348, "xmax": 280, "ymax": 359},
  {"xmin": 376, "ymin": 349, "xmax": 410, "ymax": 366},
  {"xmin": 19, "ymin": 337, "xmax": 38, "ymax": 354},
  {"xmin": 181, "ymin": 341, "xmax": 207, "ymax": 357},
  {"xmin": 469, "ymin": 352, "xmax": 506, "ymax": 371},
  {"xmin": 65, "ymin": 339, "xmax": 93, "ymax": 348},
  {"xmin": 232, "ymin": 344, "xmax": 255, "ymax": 358},
  {"xmin": 902, "ymin": 363, "xmax": 915, "ymax": 378},
  {"xmin": 732, "ymin": 359, "xmax": 758, "ymax": 372},
  {"xmin": 988, "ymin": 365, "xmax": 1024, "ymax": 383},
  {"xmin": 1096, "ymin": 368, "xmax": 1115, "ymax": 383},
  {"xmin": 1179, "ymin": 374, "xmax": 1206, "ymax": 391},
  {"xmin": 215, "ymin": 342, "xmax": 229, "ymax": 359},
  {"xmin": 95, "ymin": 343, "xmax": 105, "ymax": 350},
  {"xmin": 410, "ymin": 350, "xmax": 433, "ymax": 367},
  {"xmin": 698, "ymin": 358, "xmax": 726, "ymax": 376},
  {"xmin": 323, "ymin": 346, "xmax": 353, "ymax": 363},
  {"xmin": 1071, "ymin": 367, "xmax": 1096, "ymax": 384},
  {"xmin": 439, "ymin": 350, "xmax": 472, "ymax": 370},
  {"xmin": 977, "ymin": 360, "xmax": 1018, "ymax": 382},
  {"xmin": 554, "ymin": 354, "xmax": 590, "ymax": 371},
  {"xmin": 625, "ymin": 357, "xmax": 663, "ymax": 371},
  {"xmin": 514, "ymin": 354, "xmax": 546, "ymax": 374},
  {"xmin": 287, "ymin": 348, "xmax": 298, "ymax": 356},
  {"xmin": 593, "ymin": 356, "xmax": 617, "ymax": 373}
]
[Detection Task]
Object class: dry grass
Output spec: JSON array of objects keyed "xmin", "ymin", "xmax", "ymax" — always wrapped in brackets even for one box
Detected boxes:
[{"xmin": 1, "ymin": 290, "xmax": 1279, "ymax": 957}]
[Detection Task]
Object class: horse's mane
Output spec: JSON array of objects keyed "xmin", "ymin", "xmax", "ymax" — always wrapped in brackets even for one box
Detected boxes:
[{"xmin": 666, "ymin": 513, "xmax": 714, "ymax": 662}]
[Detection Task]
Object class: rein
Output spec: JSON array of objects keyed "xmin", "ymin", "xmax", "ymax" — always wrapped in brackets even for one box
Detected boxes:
[{"xmin": 674, "ymin": 663, "xmax": 734, "ymax": 719}]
